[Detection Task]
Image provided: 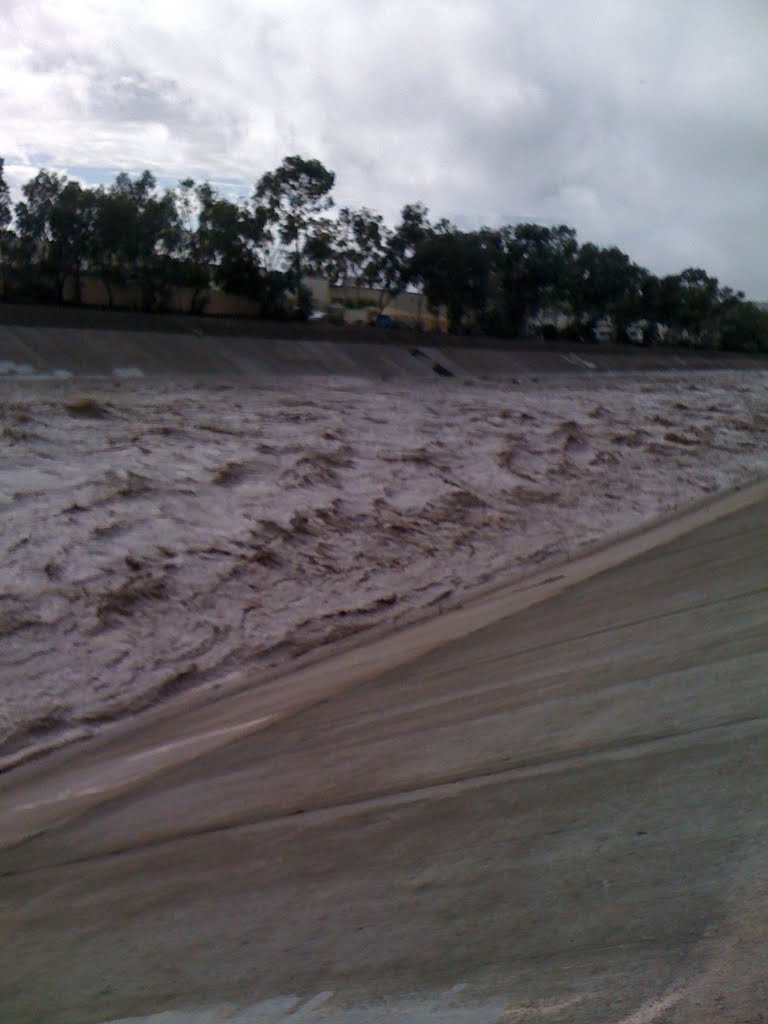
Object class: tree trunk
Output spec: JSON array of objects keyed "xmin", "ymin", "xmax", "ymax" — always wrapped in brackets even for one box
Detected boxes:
[
  {"xmin": 141, "ymin": 273, "xmax": 155, "ymax": 312},
  {"xmin": 72, "ymin": 267, "xmax": 82, "ymax": 306},
  {"xmin": 190, "ymin": 286, "xmax": 207, "ymax": 315}
]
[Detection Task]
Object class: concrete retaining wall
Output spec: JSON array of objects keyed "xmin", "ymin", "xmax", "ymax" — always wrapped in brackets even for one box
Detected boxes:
[{"xmin": 1, "ymin": 321, "xmax": 766, "ymax": 381}]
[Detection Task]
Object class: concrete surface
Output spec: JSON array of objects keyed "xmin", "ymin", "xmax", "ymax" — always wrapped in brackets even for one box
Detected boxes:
[
  {"xmin": 0, "ymin": 486, "xmax": 767, "ymax": 1023},
  {"xmin": 2, "ymin": 309, "xmax": 768, "ymax": 380}
]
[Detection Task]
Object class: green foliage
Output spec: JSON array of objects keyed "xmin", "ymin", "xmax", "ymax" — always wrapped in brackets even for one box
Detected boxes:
[
  {"xmin": 567, "ymin": 242, "xmax": 646, "ymax": 335},
  {"xmin": 377, "ymin": 202, "xmax": 432, "ymax": 309},
  {"xmin": 412, "ymin": 226, "xmax": 491, "ymax": 332},
  {"xmin": 169, "ymin": 179, "xmax": 274, "ymax": 312},
  {"xmin": 254, "ymin": 155, "xmax": 334, "ymax": 288},
  {"xmin": 294, "ymin": 284, "xmax": 314, "ymax": 321},
  {"xmin": 103, "ymin": 171, "xmax": 180, "ymax": 310},
  {"xmin": 0, "ymin": 158, "xmax": 10, "ymax": 232},
  {"xmin": 316, "ymin": 206, "xmax": 390, "ymax": 288},
  {"xmin": 0, "ymin": 159, "xmax": 13, "ymax": 299},
  {"xmin": 10, "ymin": 170, "xmax": 99, "ymax": 301},
  {"xmin": 302, "ymin": 220, "xmax": 340, "ymax": 282},
  {"xmin": 715, "ymin": 301, "xmax": 768, "ymax": 352},
  {"xmin": 0, "ymin": 151, "xmax": 763, "ymax": 355},
  {"xmin": 480, "ymin": 223, "xmax": 578, "ymax": 335}
]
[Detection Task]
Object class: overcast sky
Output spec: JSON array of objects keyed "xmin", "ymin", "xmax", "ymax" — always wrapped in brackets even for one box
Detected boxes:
[{"xmin": 1, "ymin": 0, "xmax": 765, "ymax": 296}]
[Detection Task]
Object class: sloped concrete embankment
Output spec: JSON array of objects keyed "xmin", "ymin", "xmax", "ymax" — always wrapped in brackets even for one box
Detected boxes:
[{"xmin": 1, "ymin": 323, "xmax": 766, "ymax": 380}]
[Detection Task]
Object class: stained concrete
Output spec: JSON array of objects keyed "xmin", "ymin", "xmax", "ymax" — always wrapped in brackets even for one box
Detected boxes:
[
  {"xmin": 2, "ymin": 312, "xmax": 767, "ymax": 380},
  {"xmin": 0, "ymin": 488, "xmax": 766, "ymax": 1024}
]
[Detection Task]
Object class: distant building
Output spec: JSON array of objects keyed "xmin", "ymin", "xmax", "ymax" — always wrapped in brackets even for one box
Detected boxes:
[
  {"xmin": 526, "ymin": 306, "xmax": 573, "ymax": 335},
  {"xmin": 626, "ymin": 322, "xmax": 645, "ymax": 344},
  {"xmin": 593, "ymin": 318, "xmax": 613, "ymax": 343}
]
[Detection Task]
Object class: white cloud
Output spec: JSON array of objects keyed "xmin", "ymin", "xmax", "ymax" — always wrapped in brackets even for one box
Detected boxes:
[{"xmin": 1, "ymin": 0, "xmax": 765, "ymax": 295}]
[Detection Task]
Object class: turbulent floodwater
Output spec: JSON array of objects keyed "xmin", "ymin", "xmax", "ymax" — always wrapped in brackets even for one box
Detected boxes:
[{"xmin": 1, "ymin": 370, "xmax": 767, "ymax": 767}]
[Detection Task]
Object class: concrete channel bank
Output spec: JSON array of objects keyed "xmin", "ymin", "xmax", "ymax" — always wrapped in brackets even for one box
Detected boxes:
[{"xmin": 0, "ymin": 477, "xmax": 766, "ymax": 1023}]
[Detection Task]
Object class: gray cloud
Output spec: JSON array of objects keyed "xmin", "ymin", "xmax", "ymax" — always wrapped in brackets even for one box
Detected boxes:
[{"xmin": 1, "ymin": 0, "xmax": 765, "ymax": 295}]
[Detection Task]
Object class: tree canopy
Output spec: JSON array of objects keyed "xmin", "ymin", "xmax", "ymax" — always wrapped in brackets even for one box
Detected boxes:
[
  {"xmin": 254, "ymin": 155, "xmax": 335, "ymax": 290},
  {"xmin": 0, "ymin": 152, "xmax": 765, "ymax": 350}
]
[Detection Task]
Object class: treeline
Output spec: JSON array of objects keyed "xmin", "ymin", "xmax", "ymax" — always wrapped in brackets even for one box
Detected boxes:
[{"xmin": 0, "ymin": 154, "xmax": 766, "ymax": 350}]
